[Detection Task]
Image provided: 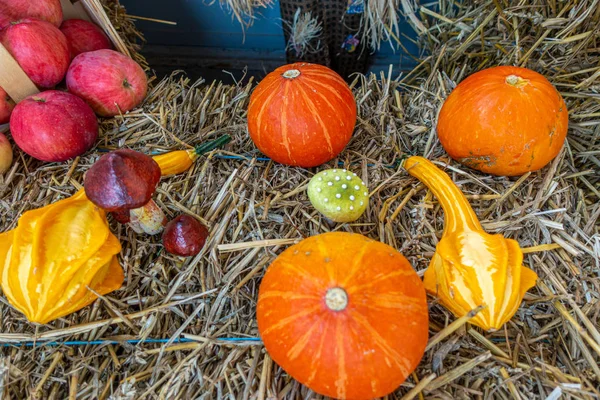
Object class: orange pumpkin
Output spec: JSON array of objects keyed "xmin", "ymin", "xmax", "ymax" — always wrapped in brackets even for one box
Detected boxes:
[
  {"xmin": 437, "ymin": 66, "xmax": 568, "ymax": 176},
  {"xmin": 247, "ymin": 63, "xmax": 357, "ymax": 167},
  {"xmin": 257, "ymin": 232, "xmax": 428, "ymax": 399}
]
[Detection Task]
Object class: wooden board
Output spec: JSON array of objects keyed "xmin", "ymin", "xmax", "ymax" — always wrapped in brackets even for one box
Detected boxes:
[
  {"xmin": 80, "ymin": 0, "xmax": 131, "ymax": 57},
  {"xmin": 0, "ymin": 44, "xmax": 39, "ymax": 103}
]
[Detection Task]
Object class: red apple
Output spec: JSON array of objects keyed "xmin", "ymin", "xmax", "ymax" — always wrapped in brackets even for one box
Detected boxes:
[
  {"xmin": 10, "ymin": 90, "xmax": 98, "ymax": 162},
  {"xmin": 60, "ymin": 19, "xmax": 112, "ymax": 60},
  {"xmin": 0, "ymin": 0, "xmax": 62, "ymax": 28},
  {"xmin": 66, "ymin": 49, "xmax": 147, "ymax": 117},
  {"xmin": 0, "ymin": 87, "xmax": 14, "ymax": 124},
  {"xmin": 0, "ymin": 18, "xmax": 69, "ymax": 88},
  {"xmin": 0, "ymin": 132, "xmax": 12, "ymax": 173}
]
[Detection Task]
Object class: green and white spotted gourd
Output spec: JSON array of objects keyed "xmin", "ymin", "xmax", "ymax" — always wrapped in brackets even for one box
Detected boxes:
[{"xmin": 307, "ymin": 169, "xmax": 369, "ymax": 222}]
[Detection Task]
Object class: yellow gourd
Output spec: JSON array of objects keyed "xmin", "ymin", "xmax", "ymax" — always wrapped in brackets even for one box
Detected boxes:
[
  {"xmin": 153, "ymin": 135, "xmax": 231, "ymax": 176},
  {"xmin": 404, "ymin": 156, "xmax": 538, "ymax": 331},
  {"xmin": 0, "ymin": 189, "xmax": 123, "ymax": 324},
  {"xmin": 153, "ymin": 149, "xmax": 197, "ymax": 176}
]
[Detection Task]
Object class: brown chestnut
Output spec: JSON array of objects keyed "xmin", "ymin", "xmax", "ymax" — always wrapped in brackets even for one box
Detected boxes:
[{"xmin": 162, "ymin": 215, "xmax": 209, "ymax": 257}]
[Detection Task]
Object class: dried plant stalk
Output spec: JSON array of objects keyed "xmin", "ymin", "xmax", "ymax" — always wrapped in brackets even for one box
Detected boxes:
[
  {"xmin": 285, "ymin": 8, "xmax": 323, "ymax": 57},
  {"xmin": 212, "ymin": 0, "xmax": 275, "ymax": 29}
]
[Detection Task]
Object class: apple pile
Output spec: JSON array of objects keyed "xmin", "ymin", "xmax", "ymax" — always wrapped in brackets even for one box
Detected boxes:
[{"xmin": 0, "ymin": 0, "xmax": 148, "ymax": 167}]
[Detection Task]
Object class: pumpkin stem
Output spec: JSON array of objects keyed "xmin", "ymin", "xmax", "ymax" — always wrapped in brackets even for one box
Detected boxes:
[
  {"xmin": 404, "ymin": 156, "xmax": 482, "ymax": 233},
  {"xmin": 325, "ymin": 287, "xmax": 348, "ymax": 311},
  {"xmin": 282, "ymin": 69, "xmax": 301, "ymax": 79},
  {"xmin": 505, "ymin": 75, "xmax": 529, "ymax": 88}
]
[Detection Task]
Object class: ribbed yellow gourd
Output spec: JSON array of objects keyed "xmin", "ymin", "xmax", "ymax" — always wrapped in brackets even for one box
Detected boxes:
[
  {"xmin": 404, "ymin": 156, "xmax": 538, "ymax": 331},
  {"xmin": 0, "ymin": 189, "xmax": 123, "ymax": 324}
]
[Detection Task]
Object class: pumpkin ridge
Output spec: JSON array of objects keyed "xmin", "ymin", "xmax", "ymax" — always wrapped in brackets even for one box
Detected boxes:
[
  {"xmin": 260, "ymin": 303, "xmax": 322, "ymax": 336},
  {"xmin": 305, "ymin": 313, "xmax": 331, "ymax": 386},
  {"xmin": 482, "ymin": 233, "xmax": 510, "ymax": 321},
  {"xmin": 471, "ymin": 233, "xmax": 509, "ymax": 324},
  {"xmin": 349, "ymin": 309, "xmax": 413, "ymax": 376},
  {"xmin": 285, "ymin": 318, "xmax": 321, "ymax": 361},
  {"xmin": 280, "ymin": 81, "xmax": 294, "ymax": 163},
  {"xmin": 93, "ymin": 255, "xmax": 125, "ymax": 294},
  {"xmin": 334, "ymin": 317, "xmax": 348, "ymax": 399},
  {"xmin": 275, "ymin": 260, "xmax": 325, "ymax": 288},
  {"xmin": 300, "ymin": 79, "xmax": 348, "ymax": 128},
  {"xmin": 368, "ymin": 292, "xmax": 427, "ymax": 311},
  {"xmin": 251, "ymin": 80, "xmax": 281, "ymax": 149},
  {"xmin": 346, "ymin": 268, "xmax": 416, "ymax": 295},
  {"xmin": 340, "ymin": 240, "xmax": 371, "ymax": 286},
  {"xmin": 492, "ymin": 263, "xmax": 538, "ymax": 325},
  {"xmin": 437, "ymin": 237, "xmax": 482, "ymax": 309},
  {"xmin": 251, "ymin": 76, "xmax": 279, "ymax": 103},
  {"xmin": 294, "ymin": 82, "xmax": 334, "ymax": 155},
  {"xmin": 314, "ymin": 236, "xmax": 337, "ymax": 283},
  {"xmin": 40, "ymin": 253, "xmax": 115, "ymax": 323},
  {"xmin": 3, "ymin": 235, "xmax": 28, "ymax": 315},
  {"xmin": 304, "ymin": 78, "xmax": 355, "ymax": 114},
  {"xmin": 257, "ymin": 291, "xmax": 319, "ymax": 301},
  {"xmin": 303, "ymin": 70, "xmax": 347, "ymax": 86}
]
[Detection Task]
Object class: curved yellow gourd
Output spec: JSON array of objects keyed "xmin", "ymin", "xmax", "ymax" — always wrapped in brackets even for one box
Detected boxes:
[
  {"xmin": 404, "ymin": 156, "xmax": 538, "ymax": 331},
  {"xmin": 0, "ymin": 189, "xmax": 123, "ymax": 324}
]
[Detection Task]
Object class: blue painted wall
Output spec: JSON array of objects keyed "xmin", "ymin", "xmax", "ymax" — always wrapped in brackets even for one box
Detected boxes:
[
  {"xmin": 120, "ymin": 0, "xmax": 420, "ymax": 79},
  {"xmin": 122, "ymin": 1, "xmax": 286, "ymax": 52}
]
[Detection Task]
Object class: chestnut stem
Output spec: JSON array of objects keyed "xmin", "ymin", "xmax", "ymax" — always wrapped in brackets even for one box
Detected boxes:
[{"xmin": 129, "ymin": 199, "xmax": 167, "ymax": 235}]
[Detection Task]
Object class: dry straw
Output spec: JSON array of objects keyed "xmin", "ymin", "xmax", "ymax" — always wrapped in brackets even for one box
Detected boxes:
[
  {"xmin": 211, "ymin": 0, "xmax": 275, "ymax": 29},
  {"xmin": 284, "ymin": 8, "xmax": 324, "ymax": 58},
  {"xmin": 0, "ymin": 0, "xmax": 599, "ymax": 399},
  {"xmin": 361, "ymin": 0, "xmax": 402, "ymax": 51}
]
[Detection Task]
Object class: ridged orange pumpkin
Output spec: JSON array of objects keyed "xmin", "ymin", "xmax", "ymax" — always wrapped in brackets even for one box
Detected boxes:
[
  {"xmin": 257, "ymin": 232, "xmax": 428, "ymax": 399},
  {"xmin": 437, "ymin": 66, "xmax": 568, "ymax": 176},
  {"xmin": 247, "ymin": 63, "xmax": 357, "ymax": 167}
]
